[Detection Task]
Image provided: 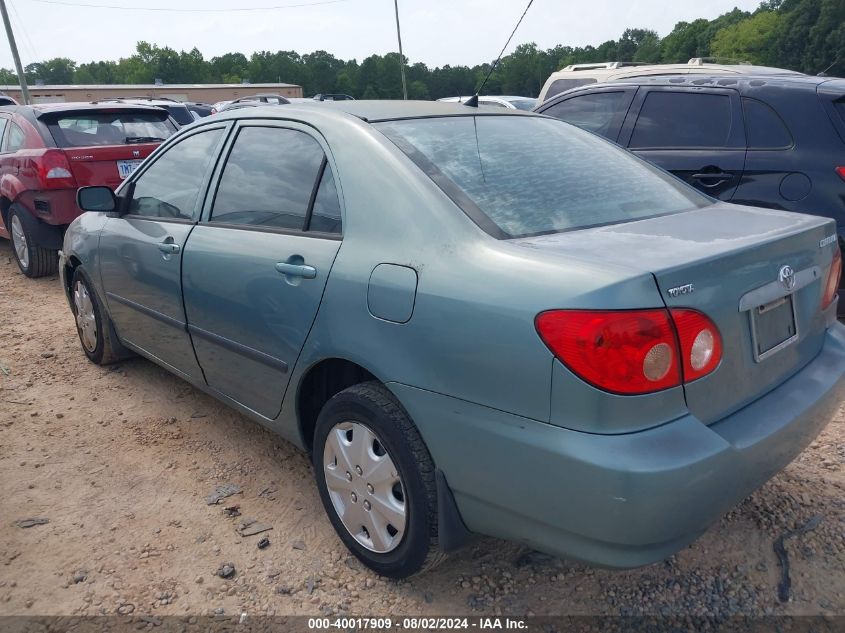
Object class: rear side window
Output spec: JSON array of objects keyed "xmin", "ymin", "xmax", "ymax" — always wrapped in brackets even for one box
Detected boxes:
[
  {"xmin": 630, "ymin": 92, "xmax": 732, "ymax": 149},
  {"xmin": 0, "ymin": 118, "xmax": 8, "ymax": 146},
  {"xmin": 3, "ymin": 123, "xmax": 25, "ymax": 152},
  {"xmin": 832, "ymin": 101, "xmax": 845, "ymax": 130},
  {"xmin": 742, "ymin": 98, "xmax": 792, "ymax": 149},
  {"xmin": 128, "ymin": 127, "xmax": 223, "ymax": 221},
  {"xmin": 376, "ymin": 116, "xmax": 709, "ymax": 238},
  {"xmin": 545, "ymin": 78, "xmax": 597, "ymax": 100},
  {"xmin": 46, "ymin": 112, "xmax": 176, "ymax": 147},
  {"xmin": 542, "ymin": 91, "xmax": 629, "ymax": 139},
  {"xmin": 308, "ymin": 165, "xmax": 342, "ymax": 234},
  {"xmin": 211, "ymin": 127, "xmax": 325, "ymax": 231},
  {"xmin": 165, "ymin": 105, "xmax": 194, "ymax": 126}
]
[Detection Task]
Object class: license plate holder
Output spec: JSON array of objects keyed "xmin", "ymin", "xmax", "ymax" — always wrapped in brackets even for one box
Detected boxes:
[
  {"xmin": 116, "ymin": 159, "xmax": 142, "ymax": 179},
  {"xmin": 750, "ymin": 294, "xmax": 798, "ymax": 362}
]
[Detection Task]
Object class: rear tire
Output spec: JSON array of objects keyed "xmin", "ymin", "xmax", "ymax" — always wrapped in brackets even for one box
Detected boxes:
[
  {"xmin": 313, "ymin": 381, "xmax": 446, "ymax": 578},
  {"xmin": 8, "ymin": 205, "xmax": 58, "ymax": 278},
  {"xmin": 70, "ymin": 266, "xmax": 133, "ymax": 365}
]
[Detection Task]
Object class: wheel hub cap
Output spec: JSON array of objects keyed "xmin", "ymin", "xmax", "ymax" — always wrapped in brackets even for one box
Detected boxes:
[
  {"xmin": 73, "ymin": 281, "xmax": 97, "ymax": 353},
  {"xmin": 10, "ymin": 215, "xmax": 28, "ymax": 269},
  {"xmin": 323, "ymin": 421, "xmax": 406, "ymax": 553}
]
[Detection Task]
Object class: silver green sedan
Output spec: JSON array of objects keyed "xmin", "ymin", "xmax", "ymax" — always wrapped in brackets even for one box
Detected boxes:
[{"xmin": 60, "ymin": 101, "xmax": 845, "ymax": 578}]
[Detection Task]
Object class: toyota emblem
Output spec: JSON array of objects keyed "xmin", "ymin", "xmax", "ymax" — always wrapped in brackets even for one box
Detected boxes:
[{"xmin": 778, "ymin": 265, "xmax": 795, "ymax": 291}]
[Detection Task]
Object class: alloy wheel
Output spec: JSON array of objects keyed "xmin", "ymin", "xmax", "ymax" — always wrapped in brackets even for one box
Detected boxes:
[
  {"xmin": 10, "ymin": 214, "xmax": 28, "ymax": 270},
  {"xmin": 323, "ymin": 421, "xmax": 407, "ymax": 553}
]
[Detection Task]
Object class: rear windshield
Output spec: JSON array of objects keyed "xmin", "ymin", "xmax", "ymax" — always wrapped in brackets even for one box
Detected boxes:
[
  {"xmin": 507, "ymin": 98, "xmax": 537, "ymax": 111},
  {"xmin": 375, "ymin": 115, "xmax": 710, "ymax": 238},
  {"xmin": 46, "ymin": 112, "xmax": 177, "ymax": 147},
  {"xmin": 164, "ymin": 105, "xmax": 195, "ymax": 126},
  {"xmin": 546, "ymin": 78, "xmax": 597, "ymax": 100}
]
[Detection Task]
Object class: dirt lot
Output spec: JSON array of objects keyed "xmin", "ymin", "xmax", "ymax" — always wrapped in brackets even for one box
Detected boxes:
[{"xmin": 0, "ymin": 239, "xmax": 843, "ymax": 620}]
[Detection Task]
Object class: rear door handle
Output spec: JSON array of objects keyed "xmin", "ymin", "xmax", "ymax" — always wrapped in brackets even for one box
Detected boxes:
[
  {"xmin": 275, "ymin": 262, "xmax": 316, "ymax": 279},
  {"xmin": 158, "ymin": 241, "xmax": 180, "ymax": 254}
]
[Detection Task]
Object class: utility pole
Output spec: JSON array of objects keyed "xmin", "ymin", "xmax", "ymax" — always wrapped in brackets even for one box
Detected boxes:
[
  {"xmin": 0, "ymin": 0, "xmax": 29, "ymax": 104},
  {"xmin": 393, "ymin": 0, "xmax": 408, "ymax": 100}
]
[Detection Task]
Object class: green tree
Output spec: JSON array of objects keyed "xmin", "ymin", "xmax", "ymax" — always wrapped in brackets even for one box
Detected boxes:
[
  {"xmin": 25, "ymin": 57, "xmax": 77, "ymax": 84},
  {"xmin": 710, "ymin": 10, "xmax": 782, "ymax": 64}
]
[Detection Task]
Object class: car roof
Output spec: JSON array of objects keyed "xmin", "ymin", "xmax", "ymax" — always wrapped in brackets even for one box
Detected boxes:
[
  {"xmin": 0, "ymin": 101, "xmax": 169, "ymax": 115},
  {"xmin": 545, "ymin": 73, "xmax": 837, "ymax": 102},
  {"xmin": 229, "ymin": 99, "xmax": 533, "ymax": 122}
]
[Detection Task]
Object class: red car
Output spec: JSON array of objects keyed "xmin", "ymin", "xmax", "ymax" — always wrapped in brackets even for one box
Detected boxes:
[{"xmin": 0, "ymin": 103, "xmax": 177, "ymax": 277}]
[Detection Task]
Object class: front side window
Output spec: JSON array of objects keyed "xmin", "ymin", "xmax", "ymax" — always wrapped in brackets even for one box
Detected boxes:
[
  {"xmin": 630, "ymin": 91, "xmax": 733, "ymax": 149},
  {"xmin": 542, "ymin": 91, "xmax": 629, "ymax": 139},
  {"xmin": 211, "ymin": 127, "xmax": 325, "ymax": 231},
  {"xmin": 128, "ymin": 127, "xmax": 223, "ymax": 220},
  {"xmin": 0, "ymin": 118, "xmax": 8, "ymax": 146},
  {"xmin": 376, "ymin": 115, "xmax": 709, "ymax": 238}
]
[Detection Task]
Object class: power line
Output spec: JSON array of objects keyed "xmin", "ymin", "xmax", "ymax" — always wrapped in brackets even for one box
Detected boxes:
[
  {"xmin": 28, "ymin": 0, "xmax": 349, "ymax": 12},
  {"xmin": 8, "ymin": 0, "xmax": 39, "ymax": 64}
]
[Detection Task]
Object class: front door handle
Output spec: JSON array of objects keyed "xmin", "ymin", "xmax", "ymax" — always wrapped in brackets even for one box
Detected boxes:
[
  {"xmin": 691, "ymin": 172, "xmax": 733, "ymax": 184},
  {"xmin": 275, "ymin": 262, "xmax": 316, "ymax": 279},
  {"xmin": 158, "ymin": 241, "xmax": 180, "ymax": 254}
]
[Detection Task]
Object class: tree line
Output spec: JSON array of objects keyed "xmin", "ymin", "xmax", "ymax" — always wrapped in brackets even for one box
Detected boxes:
[{"xmin": 1, "ymin": 0, "xmax": 842, "ymax": 100}]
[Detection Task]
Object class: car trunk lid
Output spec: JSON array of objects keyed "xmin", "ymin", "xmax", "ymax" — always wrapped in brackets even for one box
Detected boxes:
[
  {"xmin": 513, "ymin": 204, "xmax": 838, "ymax": 424},
  {"xmin": 61, "ymin": 143, "xmax": 159, "ymax": 188}
]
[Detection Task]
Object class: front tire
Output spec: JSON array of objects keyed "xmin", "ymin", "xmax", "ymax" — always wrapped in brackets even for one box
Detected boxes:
[
  {"xmin": 8, "ymin": 205, "xmax": 58, "ymax": 278},
  {"xmin": 313, "ymin": 381, "xmax": 445, "ymax": 578},
  {"xmin": 70, "ymin": 266, "xmax": 133, "ymax": 365}
]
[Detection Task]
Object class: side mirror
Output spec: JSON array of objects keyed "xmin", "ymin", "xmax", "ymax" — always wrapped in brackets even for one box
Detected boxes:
[{"xmin": 77, "ymin": 186, "xmax": 116, "ymax": 213}]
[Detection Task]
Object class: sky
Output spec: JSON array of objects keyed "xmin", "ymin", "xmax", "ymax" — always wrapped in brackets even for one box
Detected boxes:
[{"xmin": 0, "ymin": 0, "xmax": 762, "ymax": 70}]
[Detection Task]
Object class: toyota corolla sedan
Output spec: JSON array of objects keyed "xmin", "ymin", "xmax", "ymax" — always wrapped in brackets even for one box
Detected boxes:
[{"xmin": 60, "ymin": 101, "xmax": 845, "ymax": 578}]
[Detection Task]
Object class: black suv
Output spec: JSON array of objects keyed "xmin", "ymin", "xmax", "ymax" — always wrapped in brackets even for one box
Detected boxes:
[{"xmin": 536, "ymin": 74, "xmax": 845, "ymax": 310}]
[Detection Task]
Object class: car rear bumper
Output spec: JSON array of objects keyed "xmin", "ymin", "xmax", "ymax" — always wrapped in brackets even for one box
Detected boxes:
[{"xmin": 389, "ymin": 323, "xmax": 845, "ymax": 568}]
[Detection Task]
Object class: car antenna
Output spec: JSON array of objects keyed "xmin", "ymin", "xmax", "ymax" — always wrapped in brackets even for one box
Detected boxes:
[
  {"xmin": 464, "ymin": 0, "xmax": 535, "ymax": 108},
  {"xmin": 817, "ymin": 56, "xmax": 839, "ymax": 77}
]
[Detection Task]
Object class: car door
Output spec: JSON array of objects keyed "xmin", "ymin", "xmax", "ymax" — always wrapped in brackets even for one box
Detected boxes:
[
  {"xmin": 537, "ymin": 87, "xmax": 637, "ymax": 142},
  {"xmin": 98, "ymin": 123, "xmax": 228, "ymax": 380},
  {"xmin": 0, "ymin": 114, "xmax": 10, "ymax": 237},
  {"xmin": 731, "ymin": 96, "xmax": 796, "ymax": 208},
  {"xmin": 619, "ymin": 87, "xmax": 746, "ymax": 200},
  {"xmin": 181, "ymin": 122, "xmax": 343, "ymax": 419}
]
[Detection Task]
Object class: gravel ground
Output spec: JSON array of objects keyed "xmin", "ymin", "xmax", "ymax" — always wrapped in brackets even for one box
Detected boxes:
[{"xmin": 0, "ymin": 239, "xmax": 843, "ymax": 620}]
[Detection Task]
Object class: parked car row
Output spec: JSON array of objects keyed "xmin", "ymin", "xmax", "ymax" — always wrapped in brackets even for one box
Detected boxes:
[
  {"xmin": 533, "ymin": 72, "xmax": 845, "ymax": 313},
  {"xmin": 55, "ymin": 99, "xmax": 843, "ymax": 579}
]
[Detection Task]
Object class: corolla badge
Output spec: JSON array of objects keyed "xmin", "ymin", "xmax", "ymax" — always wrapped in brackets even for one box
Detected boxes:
[{"xmin": 778, "ymin": 265, "xmax": 796, "ymax": 291}]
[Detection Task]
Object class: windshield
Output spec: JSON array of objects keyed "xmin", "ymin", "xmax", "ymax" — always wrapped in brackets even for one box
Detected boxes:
[
  {"xmin": 375, "ymin": 115, "xmax": 710, "ymax": 238},
  {"xmin": 47, "ymin": 112, "xmax": 177, "ymax": 147}
]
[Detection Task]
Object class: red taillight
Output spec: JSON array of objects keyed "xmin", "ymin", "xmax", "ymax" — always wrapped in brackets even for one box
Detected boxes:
[
  {"xmin": 670, "ymin": 309, "xmax": 722, "ymax": 382},
  {"xmin": 822, "ymin": 247, "xmax": 842, "ymax": 310},
  {"xmin": 536, "ymin": 308, "xmax": 723, "ymax": 395},
  {"xmin": 535, "ymin": 309, "xmax": 681, "ymax": 395},
  {"xmin": 836, "ymin": 166, "xmax": 845, "ymax": 182},
  {"xmin": 35, "ymin": 150, "xmax": 76, "ymax": 190}
]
